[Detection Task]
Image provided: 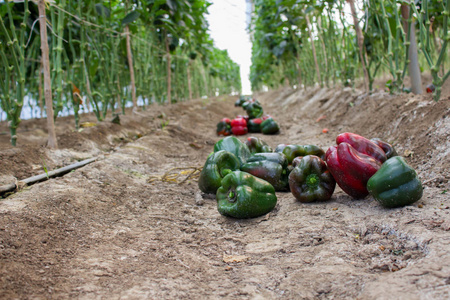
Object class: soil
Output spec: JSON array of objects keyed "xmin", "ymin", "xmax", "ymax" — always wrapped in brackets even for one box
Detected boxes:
[{"xmin": 1, "ymin": 84, "xmax": 449, "ymax": 299}]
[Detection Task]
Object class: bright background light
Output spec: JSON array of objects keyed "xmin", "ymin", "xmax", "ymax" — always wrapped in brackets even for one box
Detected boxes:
[{"xmin": 206, "ymin": 0, "xmax": 252, "ymax": 95}]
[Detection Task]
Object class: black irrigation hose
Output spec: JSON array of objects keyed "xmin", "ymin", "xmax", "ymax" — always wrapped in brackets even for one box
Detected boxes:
[{"xmin": 0, "ymin": 157, "xmax": 98, "ymax": 196}]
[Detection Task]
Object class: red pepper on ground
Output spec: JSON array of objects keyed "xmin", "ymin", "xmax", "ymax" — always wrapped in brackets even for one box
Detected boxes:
[
  {"xmin": 326, "ymin": 143, "xmax": 382, "ymax": 199},
  {"xmin": 231, "ymin": 117, "xmax": 248, "ymax": 136},
  {"xmin": 336, "ymin": 132, "xmax": 386, "ymax": 163},
  {"xmin": 216, "ymin": 118, "xmax": 232, "ymax": 136}
]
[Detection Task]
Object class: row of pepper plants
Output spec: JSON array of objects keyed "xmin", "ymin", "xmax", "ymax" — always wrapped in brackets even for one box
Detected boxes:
[
  {"xmin": 250, "ymin": 0, "xmax": 449, "ymax": 101},
  {"xmin": 0, "ymin": 0, "xmax": 241, "ymax": 147}
]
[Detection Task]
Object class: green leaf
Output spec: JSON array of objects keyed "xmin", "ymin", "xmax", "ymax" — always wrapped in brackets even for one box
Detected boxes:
[
  {"xmin": 122, "ymin": 11, "xmax": 140, "ymax": 26},
  {"xmin": 95, "ymin": 4, "xmax": 111, "ymax": 18},
  {"xmin": 305, "ymin": 6, "xmax": 314, "ymax": 14}
]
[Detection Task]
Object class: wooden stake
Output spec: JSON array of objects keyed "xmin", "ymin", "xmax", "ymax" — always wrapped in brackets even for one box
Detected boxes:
[
  {"xmin": 125, "ymin": 25, "xmax": 137, "ymax": 112},
  {"xmin": 401, "ymin": 4, "xmax": 423, "ymax": 95},
  {"xmin": 187, "ymin": 60, "xmax": 193, "ymax": 100},
  {"xmin": 305, "ymin": 14, "xmax": 322, "ymax": 86},
  {"xmin": 165, "ymin": 32, "xmax": 172, "ymax": 104},
  {"xmin": 38, "ymin": 0, "xmax": 58, "ymax": 149},
  {"xmin": 348, "ymin": 0, "xmax": 369, "ymax": 92}
]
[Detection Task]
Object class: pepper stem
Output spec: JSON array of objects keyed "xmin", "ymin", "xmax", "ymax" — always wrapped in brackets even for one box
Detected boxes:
[
  {"xmin": 228, "ymin": 189, "xmax": 236, "ymax": 202},
  {"xmin": 306, "ymin": 173, "xmax": 320, "ymax": 188}
]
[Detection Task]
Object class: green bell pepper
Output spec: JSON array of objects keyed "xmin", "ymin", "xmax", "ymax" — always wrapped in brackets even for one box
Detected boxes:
[
  {"xmin": 214, "ymin": 136, "xmax": 251, "ymax": 166},
  {"xmin": 241, "ymin": 152, "xmax": 289, "ymax": 191},
  {"xmin": 261, "ymin": 118, "xmax": 280, "ymax": 134},
  {"xmin": 370, "ymin": 138, "xmax": 398, "ymax": 159},
  {"xmin": 288, "ymin": 155, "xmax": 336, "ymax": 203},
  {"xmin": 244, "ymin": 100, "xmax": 264, "ymax": 119},
  {"xmin": 198, "ymin": 150, "xmax": 241, "ymax": 194},
  {"xmin": 216, "ymin": 171, "xmax": 277, "ymax": 218},
  {"xmin": 247, "ymin": 118, "xmax": 263, "ymax": 133},
  {"xmin": 245, "ymin": 136, "xmax": 273, "ymax": 154},
  {"xmin": 367, "ymin": 156, "xmax": 423, "ymax": 208},
  {"xmin": 276, "ymin": 144, "xmax": 326, "ymax": 164}
]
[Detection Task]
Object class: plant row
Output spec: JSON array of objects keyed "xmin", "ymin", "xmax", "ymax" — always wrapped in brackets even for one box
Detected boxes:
[
  {"xmin": 0, "ymin": 0, "xmax": 241, "ymax": 146},
  {"xmin": 250, "ymin": 0, "xmax": 449, "ymax": 101}
]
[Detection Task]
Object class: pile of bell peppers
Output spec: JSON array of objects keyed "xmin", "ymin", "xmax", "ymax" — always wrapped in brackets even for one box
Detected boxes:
[
  {"xmin": 216, "ymin": 96, "xmax": 280, "ymax": 136},
  {"xmin": 200, "ymin": 131, "xmax": 423, "ymax": 219}
]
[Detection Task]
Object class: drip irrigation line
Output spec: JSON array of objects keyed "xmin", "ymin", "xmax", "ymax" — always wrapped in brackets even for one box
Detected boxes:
[{"xmin": 0, "ymin": 156, "xmax": 98, "ymax": 196}]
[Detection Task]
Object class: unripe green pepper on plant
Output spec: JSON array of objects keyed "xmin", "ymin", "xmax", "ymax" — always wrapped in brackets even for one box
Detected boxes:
[
  {"xmin": 241, "ymin": 152, "xmax": 289, "ymax": 191},
  {"xmin": 367, "ymin": 156, "xmax": 423, "ymax": 208},
  {"xmin": 198, "ymin": 150, "xmax": 241, "ymax": 194},
  {"xmin": 289, "ymin": 155, "xmax": 336, "ymax": 203},
  {"xmin": 216, "ymin": 171, "xmax": 277, "ymax": 218}
]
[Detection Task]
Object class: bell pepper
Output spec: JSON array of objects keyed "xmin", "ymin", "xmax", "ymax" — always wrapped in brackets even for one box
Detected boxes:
[
  {"xmin": 241, "ymin": 152, "xmax": 289, "ymax": 191},
  {"xmin": 247, "ymin": 118, "xmax": 263, "ymax": 133},
  {"xmin": 216, "ymin": 171, "xmax": 277, "ymax": 218},
  {"xmin": 244, "ymin": 101, "xmax": 264, "ymax": 119},
  {"xmin": 336, "ymin": 132, "xmax": 386, "ymax": 163},
  {"xmin": 370, "ymin": 138, "xmax": 398, "ymax": 159},
  {"xmin": 214, "ymin": 136, "xmax": 251, "ymax": 166},
  {"xmin": 289, "ymin": 155, "xmax": 336, "ymax": 203},
  {"xmin": 235, "ymin": 96, "xmax": 247, "ymax": 107},
  {"xmin": 242, "ymin": 99, "xmax": 259, "ymax": 110},
  {"xmin": 292, "ymin": 156, "xmax": 303, "ymax": 168},
  {"xmin": 275, "ymin": 144, "xmax": 287, "ymax": 153},
  {"xmin": 245, "ymin": 136, "xmax": 273, "ymax": 154},
  {"xmin": 326, "ymin": 143, "xmax": 382, "ymax": 199},
  {"xmin": 230, "ymin": 117, "xmax": 248, "ymax": 136},
  {"xmin": 236, "ymin": 115, "xmax": 250, "ymax": 124},
  {"xmin": 216, "ymin": 118, "xmax": 232, "ymax": 136},
  {"xmin": 367, "ymin": 156, "xmax": 423, "ymax": 208},
  {"xmin": 261, "ymin": 118, "xmax": 280, "ymax": 134},
  {"xmin": 198, "ymin": 150, "xmax": 240, "ymax": 194},
  {"xmin": 277, "ymin": 144, "xmax": 325, "ymax": 164}
]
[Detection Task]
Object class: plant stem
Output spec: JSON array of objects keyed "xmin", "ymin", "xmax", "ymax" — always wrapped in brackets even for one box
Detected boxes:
[{"xmin": 38, "ymin": 0, "xmax": 58, "ymax": 149}]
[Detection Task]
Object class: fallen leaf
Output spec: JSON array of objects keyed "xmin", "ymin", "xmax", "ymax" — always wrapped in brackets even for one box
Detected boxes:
[
  {"xmin": 316, "ymin": 115, "xmax": 326, "ymax": 122},
  {"xmin": 80, "ymin": 122, "xmax": 97, "ymax": 128},
  {"xmin": 189, "ymin": 142, "xmax": 203, "ymax": 149},
  {"xmin": 223, "ymin": 254, "xmax": 249, "ymax": 263},
  {"xmin": 404, "ymin": 149, "xmax": 414, "ymax": 157}
]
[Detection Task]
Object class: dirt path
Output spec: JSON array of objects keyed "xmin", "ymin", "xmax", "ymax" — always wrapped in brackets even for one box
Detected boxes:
[{"xmin": 1, "ymin": 87, "xmax": 449, "ymax": 299}]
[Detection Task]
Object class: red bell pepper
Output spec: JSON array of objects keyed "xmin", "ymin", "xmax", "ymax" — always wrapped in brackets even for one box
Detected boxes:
[
  {"xmin": 326, "ymin": 143, "xmax": 382, "ymax": 199},
  {"xmin": 231, "ymin": 117, "xmax": 248, "ymax": 136},
  {"xmin": 216, "ymin": 118, "xmax": 232, "ymax": 136},
  {"xmin": 336, "ymin": 132, "xmax": 386, "ymax": 163},
  {"xmin": 236, "ymin": 115, "xmax": 250, "ymax": 124}
]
